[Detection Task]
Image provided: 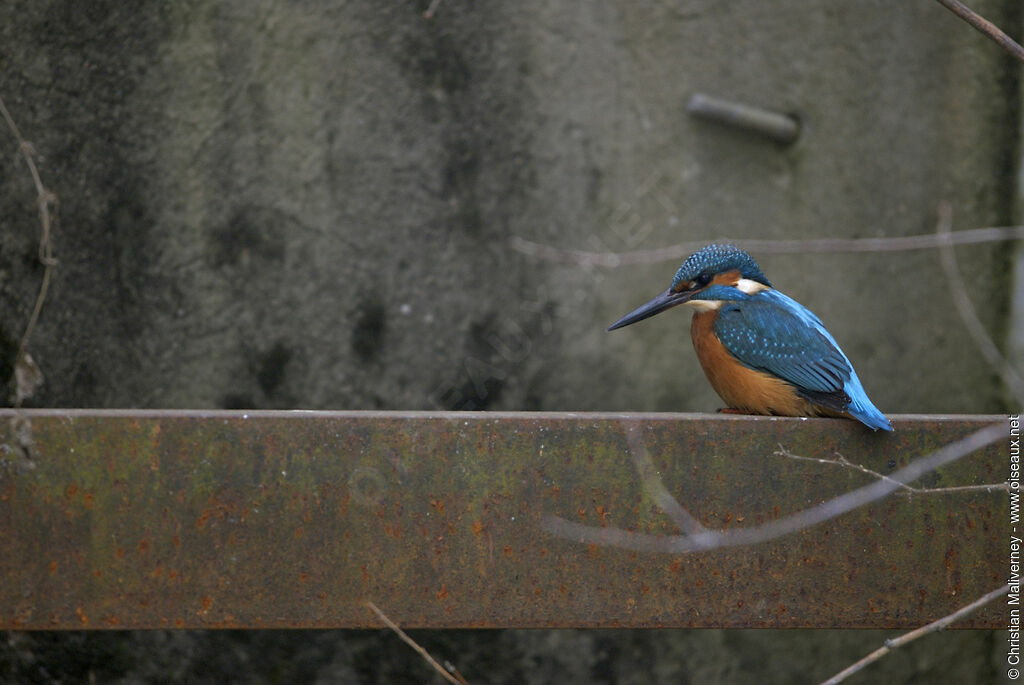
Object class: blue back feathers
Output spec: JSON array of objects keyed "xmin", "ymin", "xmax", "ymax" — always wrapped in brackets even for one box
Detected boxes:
[
  {"xmin": 710, "ymin": 288, "xmax": 893, "ymax": 431},
  {"xmin": 672, "ymin": 244, "xmax": 771, "ymax": 291},
  {"xmin": 714, "ymin": 290, "xmax": 851, "ymax": 395}
]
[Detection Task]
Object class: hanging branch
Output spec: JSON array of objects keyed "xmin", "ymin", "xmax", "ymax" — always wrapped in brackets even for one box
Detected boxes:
[
  {"xmin": 0, "ymin": 94, "xmax": 58, "ymax": 407},
  {"xmin": 933, "ymin": 0, "xmax": 1024, "ymax": 62},
  {"xmin": 820, "ymin": 583, "xmax": 1011, "ymax": 684}
]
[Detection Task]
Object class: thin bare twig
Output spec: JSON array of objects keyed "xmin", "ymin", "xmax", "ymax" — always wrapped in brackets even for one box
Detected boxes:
[
  {"xmin": 365, "ymin": 601, "xmax": 470, "ymax": 685},
  {"xmin": 820, "ymin": 583, "xmax": 1011, "ymax": 685},
  {"xmin": 423, "ymin": 0, "xmax": 442, "ymax": 19},
  {"xmin": 0, "ymin": 94, "xmax": 57, "ymax": 407},
  {"xmin": 510, "ymin": 225, "xmax": 1024, "ymax": 267},
  {"xmin": 543, "ymin": 422, "xmax": 1003, "ymax": 553},
  {"xmin": 625, "ymin": 422, "xmax": 707, "ymax": 535},
  {"xmin": 935, "ymin": 202, "xmax": 1024, "ymax": 406},
  {"xmin": 933, "ymin": 0, "xmax": 1024, "ymax": 62},
  {"xmin": 777, "ymin": 446, "xmax": 1009, "ymax": 496}
]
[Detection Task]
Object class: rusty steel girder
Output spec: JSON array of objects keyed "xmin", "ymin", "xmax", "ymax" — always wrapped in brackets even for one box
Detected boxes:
[{"xmin": 0, "ymin": 410, "xmax": 1008, "ymax": 629}]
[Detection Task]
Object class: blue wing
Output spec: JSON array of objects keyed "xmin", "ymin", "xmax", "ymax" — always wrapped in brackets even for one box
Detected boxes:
[{"xmin": 713, "ymin": 290, "xmax": 892, "ymax": 430}]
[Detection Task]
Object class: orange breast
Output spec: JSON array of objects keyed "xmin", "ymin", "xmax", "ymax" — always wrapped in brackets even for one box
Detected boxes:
[{"xmin": 690, "ymin": 310, "xmax": 816, "ymax": 416}]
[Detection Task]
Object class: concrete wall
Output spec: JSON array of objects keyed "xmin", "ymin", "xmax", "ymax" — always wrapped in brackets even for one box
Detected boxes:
[
  {"xmin": 0, "ymin": 0, "xmax": 1018, "ymax": 682},
  {"xmin": 0, "ymin": 0, "xmax": 1018, "ymax": 414}
]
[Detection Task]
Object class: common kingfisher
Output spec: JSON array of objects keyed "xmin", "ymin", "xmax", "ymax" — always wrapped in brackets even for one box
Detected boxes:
[{"xmin": 608, "ymin": 244, "xmax": 893, "ymax": 431}]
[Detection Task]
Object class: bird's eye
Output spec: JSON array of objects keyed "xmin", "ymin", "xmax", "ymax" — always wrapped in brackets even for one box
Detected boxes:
[{"xmin": 695, "ymin": 273, "xmax": 712, "ymax": 287}]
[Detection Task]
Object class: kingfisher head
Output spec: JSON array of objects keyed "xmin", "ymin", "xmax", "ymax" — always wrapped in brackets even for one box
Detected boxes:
[{"xmin": 608, "ymin": 244, "xmax": 771, "ymax": 330}]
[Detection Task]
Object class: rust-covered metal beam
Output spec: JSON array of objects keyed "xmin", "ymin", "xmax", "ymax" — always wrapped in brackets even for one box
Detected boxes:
[{"xmin": 0, "ymin": 410, "xmax": 1008, "ymax": 629}]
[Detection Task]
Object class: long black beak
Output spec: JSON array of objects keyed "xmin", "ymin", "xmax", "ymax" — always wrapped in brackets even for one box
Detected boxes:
[{"xmin": 607, "ymin": 288, "xmax": 695, "ymax": 331}]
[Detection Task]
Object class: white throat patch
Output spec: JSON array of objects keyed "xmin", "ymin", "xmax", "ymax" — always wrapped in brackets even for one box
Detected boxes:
[{"xmin": 685, "ymin": 299, "xmax": 724, "ymax": 311}]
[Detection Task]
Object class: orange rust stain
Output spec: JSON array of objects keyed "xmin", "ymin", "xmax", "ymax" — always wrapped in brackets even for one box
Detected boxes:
[
  {"xmin": 596, "ymin": 505, "xmax": 610, "ymax": 523},
  {"xmin": 172, "ymin": 535, "xmax": 181, "ymax": 548},
  {"xmin": 436, "ymin": 585, "xmax": 449, "ymax": 600},
  {"xmin": 201, "ymin": 596, "xmax": 213, "ymax": 611},
  {"xmin": 539, "ymin": 548, "xmax": 547, "ymax": 557},
  {"xmin": 65, "ymin": 484, "xmax": 79, "ymax": 498},
  {"xmin": 472, "ymin": 520, "xmax": 484, "ymax": 536},
  {"xmin": 577, "ymin": 507, "xmax": 587, "ymax": 519},
  {"xmin": 430, "ymin": 497, "xmax": 445, "ymax": 513},
  {"xmin": 669, "ymin": 559, "xmax": 683, "ymax": 574},
  {"xmin": 196, "ymin": 510, "xmax": 212, "ymax": 530},
  {"xmin": 559, "ymin": 584, "xmax": 568, "ymax": 594},
  {"xmin": 503, "ymin": 545, "xmax": 513, "ymax": 557},
  {"xmin": 137, "ymin": 539, "xmax": 150, "ymax": 554},
  {"xmin": 736, "ymin": 600, "xmax": 744, "ymax": 608},
  {"xmin": 105, "ymin": 615, "xmax": 121, "ymax": 626},
  {"xmin": 169, "ymin": 570, "xmax": 178, "ymax": 579},
  {"xmin": 152, "ymin": 566, "xmax": 163, "ymax": 577},
  {"xmin": 94, "ymin": 570, "xmax": 102, "ymax": 578},
  {"xmin": 641, "ymin": 584, "xmax": 650, "ymax": 595},
  {"xmin": 551, "ymin": 485, "xmax": 561, "ymax": 495},
  {"xmin": 116, "ymin": 548, "xmax": 125, "ymax": 560},
  {"xmin": 300, "ymin": 572, "xmax": 309, "ymax": 582},
  {"xmin": 82, "ymin": 492, "xmax": 94, "ymax": 509},
  {"xmin": 48, "ymin": 561, "xmax": 57, "ymax": 575},
  {"xmin": 75, "ymin": 607, "xmax": 88, "ymax": 626},
  {"xmin": 294, "ymin": 526, "xmax": 304, "ymax": 539},
  {"xmin": 587, "ymin": 543, "xmax": 599, "ymax": 554},
  {"xmin": 174, "ymin": 619, "xmax": 184, "ymax": 628}
]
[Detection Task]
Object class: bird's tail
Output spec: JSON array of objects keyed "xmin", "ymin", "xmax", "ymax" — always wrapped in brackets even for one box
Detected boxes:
[{"xmin": 846, "ymin": 381, "xmax": 893, "ymax": 432}]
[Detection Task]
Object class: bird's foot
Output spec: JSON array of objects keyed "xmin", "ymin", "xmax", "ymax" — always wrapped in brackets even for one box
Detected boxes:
[{"xmin": 717, "ymin": 407, "xmax": 751, "ymax": 415}]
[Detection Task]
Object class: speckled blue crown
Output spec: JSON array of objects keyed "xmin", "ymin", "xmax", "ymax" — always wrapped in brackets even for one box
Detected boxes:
[{"xmin": 671, "ymin": 244, "xmax": 771, "ymax": 289}]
